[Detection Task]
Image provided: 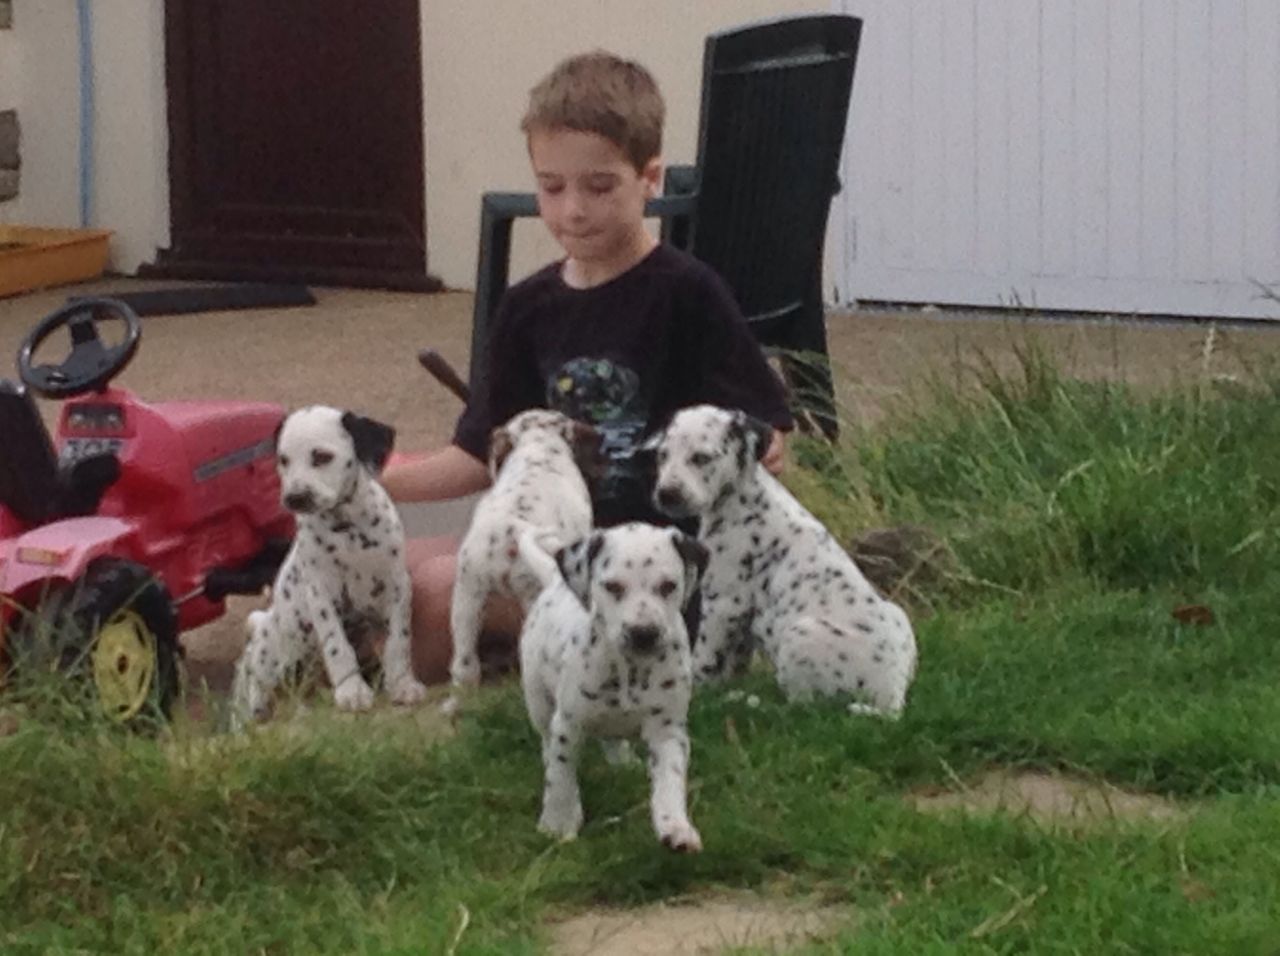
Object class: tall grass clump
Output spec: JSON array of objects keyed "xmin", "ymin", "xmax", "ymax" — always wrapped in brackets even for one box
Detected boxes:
[{"xmin": 794, "ymin": 341, "xmax": 1280, "ymax": 597}]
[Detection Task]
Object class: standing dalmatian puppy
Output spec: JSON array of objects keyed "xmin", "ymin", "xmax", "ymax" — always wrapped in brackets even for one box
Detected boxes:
[
  {"xmin": 518, "ymin": 523, "xmax": 709, "ymax": 850},
  {"xmin": 449, "ymin": 409, "xmax": 597, "ymax": 689},
  {"xmin": 651, "ymin": 405, "xmax": 917, "ymax": 716},
  {"xmin": 231, "ymin": 405, "xmax": 427, "ymax": 727}
]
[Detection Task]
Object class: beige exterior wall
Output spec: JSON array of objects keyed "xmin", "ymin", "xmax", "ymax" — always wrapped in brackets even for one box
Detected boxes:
[
  {"xmin": 0, "ymin": 28, "xmax": 21, "ymax": 204},
  {"xmin": 2, "ymin": 1, "xmax": 826, "ymax": 290},
  {"xmin": 0, "ymin": 27, "xmax": 18, "ymax": 117},
  {"xmin": 421, "ymin": 0, "xmax": 828, "ymax": 289},
  {"xmin": 0, "ymin": 3, "xmax": 89, "ymax": 228},
  {"xmin": 0, "ymin": 0, "xmax": 169, "ymax": 274}
]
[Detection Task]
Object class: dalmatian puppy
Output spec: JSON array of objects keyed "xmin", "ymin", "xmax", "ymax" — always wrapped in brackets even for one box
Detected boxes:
[
  {"xmin": 517, "ymin": 523, "xmax": 709, "ymax": 850},
  {"xmin": 650, "ymin": 405, "xmax": 917, "ymax": 717},
  {"xmin": 231, "ymin": 405, "xmax": 427, "ymax": 727},
  {"xmin": 448, "ymin": 409, "xmax": 597, "ymax": 689}
]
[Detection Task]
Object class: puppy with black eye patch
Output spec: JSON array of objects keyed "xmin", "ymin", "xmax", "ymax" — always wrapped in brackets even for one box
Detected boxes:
[
  {"xmin": 231, "ymin": 405, "xmax": 428, "ymax": 728},
  {"xmin": 516, "ymin": 523, "xmax": 709, "ymax": 851}
]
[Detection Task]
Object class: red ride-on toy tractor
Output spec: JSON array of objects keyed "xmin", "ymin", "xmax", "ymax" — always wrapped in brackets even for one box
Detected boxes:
[{"xmin": 0, "ymin": 298, "xmax": 293, "ymax": 723}]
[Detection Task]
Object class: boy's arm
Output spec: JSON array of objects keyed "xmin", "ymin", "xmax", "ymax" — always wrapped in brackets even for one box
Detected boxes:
[
  {"xmin": 384, "ymin": 288, "xmax": 538, "ymax": 505},
  {"xmin": 381, "ymin": 444, "xmax": 489, "ymax": 503},
  {"xmin": 761, "ymin": 429, "xmax": 786, "ymax": 475}
]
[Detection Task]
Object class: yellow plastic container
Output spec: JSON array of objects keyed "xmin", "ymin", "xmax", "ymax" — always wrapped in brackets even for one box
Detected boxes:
[{"xmin": 0, "ymin": 225, "xmax": 113, "ymax": 298}]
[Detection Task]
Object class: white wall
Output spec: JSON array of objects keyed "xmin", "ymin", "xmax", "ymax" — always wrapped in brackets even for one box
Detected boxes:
[
  {"xmin": 0, "ymin": 0, "xmax": 169, "ymax": 273},
  {"xmin": 0, "ymin": 22, "xmax": 19, "ymax": 144},
  {"xmin": 0, "ymin": 3, "xmax": 82, "ymax": 228},
  {"xmin": 836, "ymin": 0, "xmax": 1280, "ymax": 319},
  {"xmin": 1, "ymin": 3, "xmax": 81, "ymax": 227},
  {"xmin": 90, "ymin": 2, "xmax": 170, "ymax": 272}
]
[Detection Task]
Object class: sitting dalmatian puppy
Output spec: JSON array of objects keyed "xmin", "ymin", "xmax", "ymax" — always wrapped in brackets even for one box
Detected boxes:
[
  {"xmin": 517, "ymin": 523, "xmax": 709, "ymax": 851},
  {"xmin": 231, "ymin": 405, "xmax": 427, "ymax": 727},
  {"xmin": 650, "ymin": 405, "xmax": 918, "ymax": 717},
  {"xmin": 448, "ymin": 409, "xmax": 597, "ymax": 689}
]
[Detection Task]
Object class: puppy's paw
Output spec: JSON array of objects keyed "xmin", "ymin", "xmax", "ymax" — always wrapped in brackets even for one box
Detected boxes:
[
  {"xmin": 389, "ymin": 676, "xmax": 429, "ymax": 706},
  {"xmin": 227, "ymin": 705, "xmax": 253, "ymax": 734},
  {"xmin": 600, "ymin": 739, "xmax": 637, "ymax": 766},
  {"xmin": 846, "ymin": 700, "xmax": 901, "ymax": 719},
  {"xmin": 449, "ymin": 656, "xmax": 482, "ymax": 688},
  {"xmin": 333, "ymin": 676, "xmax": 375, "ymax": 712},
  {"xmin": 229, "ymin": 665, "xmax": 266, "ymax": 730},
  {"xmin": 537, "ymin": 803, "xmax": 583, "ymax": 842},
  {"xmin": 658, "ymin": 819, "xmax": 703, "ymax": 854}
]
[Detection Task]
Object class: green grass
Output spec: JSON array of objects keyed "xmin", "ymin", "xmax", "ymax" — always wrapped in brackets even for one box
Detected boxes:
[
  {"xmin": 5, "ymin": 342, "xmax": 1280, "ymax": 952},
  {"xmin": 793, "ymin": 342, "xmax": 1280, "ymax": 599}
]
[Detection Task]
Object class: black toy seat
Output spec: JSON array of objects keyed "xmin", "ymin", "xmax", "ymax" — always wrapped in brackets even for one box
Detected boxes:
[
  {"xmin": 0, "ymin": 380, "xmax": 120, "ymax": 525},
  {"xmin": 0, "ymin": 379, "xmax": 61, "ymax": 524}
]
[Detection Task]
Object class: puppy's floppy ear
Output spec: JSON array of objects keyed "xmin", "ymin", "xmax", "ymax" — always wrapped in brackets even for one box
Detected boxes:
[
  {"xmin": 342, "ymin": 412, "xmax": 397, "ymax": 472},
  {"xmin": 568, "ymin": 420, "xmax": 605, "ymax": 480},
  {"xmin": 271, "ymin": 414, "xmax": 286, "ymax": 453},
  {"xmin": 731, "ymin": 411, "xmax": 773, "ymax": 466},
  {"xmin": 555, "ymin": 532, "xmax": 604, "ymax": 609},
  {"xmin": 669, "ymin": 529, "xmax": 710, "ymax": 610},
  {"xmin": 488, "ymin": 425, "xmax": 514, "ymax": 479},
  {"xmin": 639, "ymin": 425, "xmax": 665, "ymax": 453},
  {"xmin": 632, "ymin": 424, "xmax": 667, "ymax": 482}
]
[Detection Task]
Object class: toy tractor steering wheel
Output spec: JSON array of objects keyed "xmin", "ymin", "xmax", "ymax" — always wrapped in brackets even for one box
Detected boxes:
[{"xmin": 18, "ymin": 297, "xmax": 142, "ymax": 398}]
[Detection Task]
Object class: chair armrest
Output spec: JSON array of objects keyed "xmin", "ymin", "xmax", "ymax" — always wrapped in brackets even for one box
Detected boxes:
[
  {"xmin": 664, "ymin": 164, "xmax": 698, "ymax": 195},
  {"xmin": 469, "ymin": 188, "xmax": 696, "ymax": 390},
  {"xmin": 475, "ymin": 188, "xmax": 695, "ymax": 327},
  {"xmin": 645, "ymin": 191, "xmax": 697, "ymax": 250},
  {"xmin": 658, "ymin": 165, "xmax": 698, "ymax": 249},
  {"xmin": 472, "ymin": 192, "xmax": 541, "ymax": 386}
]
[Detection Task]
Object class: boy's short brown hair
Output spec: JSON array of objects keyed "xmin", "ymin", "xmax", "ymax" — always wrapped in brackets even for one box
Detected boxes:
[{"xmin": 521, "ymin": 51, "xmax": 665, "ymax": 171}]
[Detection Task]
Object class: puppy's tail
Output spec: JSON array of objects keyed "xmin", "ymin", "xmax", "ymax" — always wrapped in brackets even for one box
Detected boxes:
[{"xmin": 516, "ymin": 527, "xmax": 563, "ymax": 592}]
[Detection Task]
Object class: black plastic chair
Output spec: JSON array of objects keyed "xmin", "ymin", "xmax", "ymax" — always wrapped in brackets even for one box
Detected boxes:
[{"xmin": 464, "ymin": 14, "xmax": 862, "ymax": 438}]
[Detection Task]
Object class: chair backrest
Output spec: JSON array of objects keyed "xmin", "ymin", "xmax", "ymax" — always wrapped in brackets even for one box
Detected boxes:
[{"xmin": 684, "ymin": 15, "xmax": 861, "ymax": 346}]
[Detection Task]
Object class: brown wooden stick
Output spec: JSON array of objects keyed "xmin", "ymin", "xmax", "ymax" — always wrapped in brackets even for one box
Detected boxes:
[{"xmin": 417, "ymin": 349, "xmax": 470, "ymax": 403}]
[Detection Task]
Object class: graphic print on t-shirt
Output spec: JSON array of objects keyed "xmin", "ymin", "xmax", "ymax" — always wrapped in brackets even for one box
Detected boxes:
[
  {"xmin": 547, "ymin": 356, "xmax": 642, "ymax": 424},
  {"xmin": 546, "ymin": 356, "xmax": 650, "ymax": 522}
]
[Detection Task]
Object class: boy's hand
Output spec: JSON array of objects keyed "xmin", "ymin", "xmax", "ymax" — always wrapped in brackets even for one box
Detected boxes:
[{"xmin": 762, "ymin": 430, "xmax": 786, "ymax": 476}]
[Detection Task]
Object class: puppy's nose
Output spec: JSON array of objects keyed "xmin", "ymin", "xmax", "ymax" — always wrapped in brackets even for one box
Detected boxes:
[
  {"xmin": 283, "ymin": 490, "xmax": 316, "ymax": 513},
  {"xmin": 625, "ymin": 625, "xmax": 661, "ymax": 655},
  {"xmin": 655, "ymin": 486, "xmax": 685, "ymax": 513}
]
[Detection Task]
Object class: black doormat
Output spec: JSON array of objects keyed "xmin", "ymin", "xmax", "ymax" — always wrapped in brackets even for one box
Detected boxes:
[{"xmin": 69, "ymin": 283, "xmax": 316, "ymax": 317}]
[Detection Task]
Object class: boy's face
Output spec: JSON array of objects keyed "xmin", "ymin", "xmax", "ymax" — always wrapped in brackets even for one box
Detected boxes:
[{"xmin": 528, "ymin": 128, "xmax": 661, "ymax": 266}]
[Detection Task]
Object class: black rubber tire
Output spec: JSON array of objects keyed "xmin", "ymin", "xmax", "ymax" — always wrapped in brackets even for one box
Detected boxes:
[{"xmin": 60, "ymin": 558, "xmax": 182, "ymax": 722}]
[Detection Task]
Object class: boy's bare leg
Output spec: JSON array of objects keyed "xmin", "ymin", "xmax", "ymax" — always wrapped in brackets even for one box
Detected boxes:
[
  {"xmin": 406, "ymin": 536, "xmax": 457, "ymax": 684},
  {"xmin": 405, "ymin": 536, "xmax": 522, "ymax": 685}
]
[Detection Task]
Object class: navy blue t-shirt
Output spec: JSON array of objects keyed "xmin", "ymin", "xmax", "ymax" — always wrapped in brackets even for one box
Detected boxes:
[{"xmin": 453, "ymin": 243, "xmax": 793, "ymax": 525}]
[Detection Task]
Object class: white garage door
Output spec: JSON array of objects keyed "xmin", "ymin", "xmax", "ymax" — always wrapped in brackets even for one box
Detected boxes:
[{"xmin": 833, "ymin": 0, "xmax": 1280, "ymax": 319}]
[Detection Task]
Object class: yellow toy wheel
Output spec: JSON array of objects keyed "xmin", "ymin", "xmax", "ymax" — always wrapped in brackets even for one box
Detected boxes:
[
  {"xmin": 69, "ymin": 558, "xmax": 180, "ymax": 723},
  {"xmin": 90, "ymin": 609, "xmax": 159, "ymax": 722}
]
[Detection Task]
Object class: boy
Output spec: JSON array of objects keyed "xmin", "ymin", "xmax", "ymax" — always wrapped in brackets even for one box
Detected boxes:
[{"xmin": 382, "ymin": 50, "xmax": 793, "ymax": 683}]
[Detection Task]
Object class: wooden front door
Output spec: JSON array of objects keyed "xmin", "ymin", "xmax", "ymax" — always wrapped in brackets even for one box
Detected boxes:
[{"xmin": 154, "ymin": 1, "xmax": 435, "ymax": 289}]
